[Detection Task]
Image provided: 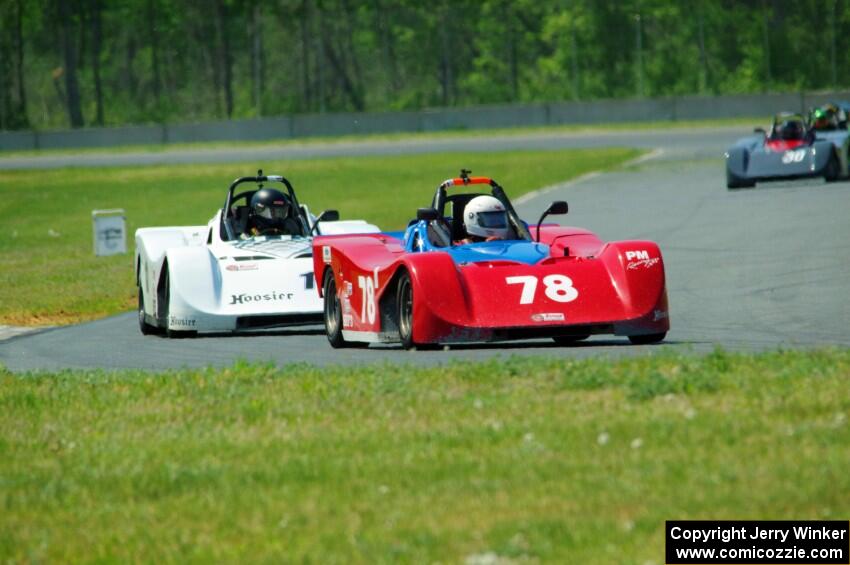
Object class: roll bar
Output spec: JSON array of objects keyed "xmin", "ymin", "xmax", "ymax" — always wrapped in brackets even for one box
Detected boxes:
[
  {"xmin": 430, "ymin": 169, "xmax": 532, "ymax": 241},
  {"xmin": 220, "ymin": 170, "xmax": 309, "ymax": 240}
]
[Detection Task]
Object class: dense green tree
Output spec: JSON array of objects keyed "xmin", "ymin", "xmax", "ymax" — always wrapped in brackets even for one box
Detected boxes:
[
  {"xmin": 3, "ymin": 0, "xmax": 849, "ymax": 130},
  {"xmin": 0, "ymin": 0, "xmax": 29, "ymax": 128}
]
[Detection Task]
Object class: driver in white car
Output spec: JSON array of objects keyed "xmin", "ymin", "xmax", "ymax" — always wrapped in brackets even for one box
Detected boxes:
[{"xmin": 243, "ymin": 188, "xmax": 302, "ymax": 238}]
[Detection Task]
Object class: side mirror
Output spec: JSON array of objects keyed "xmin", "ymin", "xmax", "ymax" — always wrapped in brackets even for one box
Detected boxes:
[
  {"xmin": 316, "ymin": 209, "xmax": 340, "ymax": 223},
  {"xmin": 312, "ymin": 209, "xmax": 340, "ymax": 234},
  {"xmin": 536, "ymin": 201, "xmax": 568, "ymax": 242},
  {"xmin": 754, "ymin": 127, "xmax": 766, "ymax": 135},
  {"xmin": 547, "ymin": 201, "xmax": 568, "ymax": 215},
  {"xmin": 417, "ymin": 207, "xmax": 439, "ymax": 222}
]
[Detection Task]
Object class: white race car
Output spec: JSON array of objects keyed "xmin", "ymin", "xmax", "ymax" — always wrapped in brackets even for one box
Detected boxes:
[{"xmin": 135, "ymin": 171, "xmax": 380, "ymax": 337}]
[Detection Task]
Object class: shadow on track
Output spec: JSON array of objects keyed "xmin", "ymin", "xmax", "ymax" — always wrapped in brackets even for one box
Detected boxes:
[
  {"xmin": 368, "ymin": 337, "xmax": 688, "ymax": 352},
  {"xmin": 147, "ymin": 326, "xmax": 327, "ymax": 339}
]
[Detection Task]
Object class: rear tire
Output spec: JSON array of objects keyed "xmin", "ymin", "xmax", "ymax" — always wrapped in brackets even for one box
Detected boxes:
[
  {"xmin": 824, "ymin": 151, "xmax": 840, "ymax": 182},
  {"xmin": 162, "ymin": 268, "xmax": 197, "ymax": 339},
  {"xmin": 628, "ymin": 332, "xmax": 666, "ymax": 345},
  {"xmin": 137, "ymin": 286, "xmax": 158, "ymax": 335},
  {"xmin": 323, "ymin": 270, "xmax": 357, "ymax": 348},
  {"xmin": 397, "ymin": 271, "xmax": 417, "ymax": 350},
  {"xmin": 552, "ymin": 334, "xmax": 590, "ymax": 346}
]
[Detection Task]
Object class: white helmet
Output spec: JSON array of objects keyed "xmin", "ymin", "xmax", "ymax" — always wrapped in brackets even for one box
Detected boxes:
[{"xmin": 464, "ymin": 195, "xmax": 509, "ymax": 239}]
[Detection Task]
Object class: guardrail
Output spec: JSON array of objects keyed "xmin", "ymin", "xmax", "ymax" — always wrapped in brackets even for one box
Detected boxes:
[{"xmin": 2, "ymin": 91, "xmax": 849, "ymax": 152}]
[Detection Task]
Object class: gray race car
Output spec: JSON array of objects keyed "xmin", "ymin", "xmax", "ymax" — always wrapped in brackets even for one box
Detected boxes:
[{"xmin": 725, "ymin": 112, "xmax": 850, "ymax": 189}]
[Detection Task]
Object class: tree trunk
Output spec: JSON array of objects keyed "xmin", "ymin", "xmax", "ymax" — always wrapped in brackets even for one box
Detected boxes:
[
  {"xmin": 0, "ymin": 16, "xmax": 9, "ymax": 129},
  {"xmin": 761, "ymin": 0, "xmax": 771, "ymax": 92},
  {"xmin": 570, "ymin": 20, "xmax": 579, "ymax": 100},
  {"xmin": 339, "ymin": 0, "xmax": 364, "ymax": 107},
  {"xmin": 251, "ymin": 1, "xmax": 264, "ymax": 114},
  {"xmin": 322, "ymin": 35, "xmax": 364, "ymax": 111},
  {"xmin": 215, "ymin": 0, "xmax": 234, "ymax": 118},
  {"xmin": 200, "ymin": 10, "xmax": 222, "ymax": 118},
  {"xmin": 91, "ymin": 0, "xmax": 104, "ymax": 125},
  {"xmin": 0, "ymin": 0, "xmax": 29, "ymax": 128},
  {"xmin": 300, "ymin": 0, "xmax": 313, "ymax": 111},
  {"xmin": 147, "ymin": 0, "xmax": 161, "ymax": 108},
  {"xmin": 507, "ymin": 2, "xmax": 518, "ymax": 101},
  {"xmin": 438, "ymin": 4, "xmax": 453, "ymax": 106},
  {"xmin": 58, "ymin": 0, "xmax": 84, "ymax": 127},
  {"xmin": 696, "ymin": 0, "xmax": 707, "ymax": 94},
  {"xmin": 316, "ymin": 6, "xmax": 325, "ymax": 112},
  {"xmin": 635, "ymin": 8, "xmax": 643, "ymax": 98},
  {"xmin": 372, "ymin": 0, "xmax": 398, "ymax": 101},
  {"xmin": 830, "ymin": 0, "xmax": 837, "ymax": 87},
  {"xmin": 124, "ymin": 35, "xmax": 138, "ymax": 103},
  {"xmin": 77, "ymin": 0, "xmax": 86, "ymax": 71},
  {"xmin": 13, "ymin": 0, "xmax": 28, "ymax": 127}
]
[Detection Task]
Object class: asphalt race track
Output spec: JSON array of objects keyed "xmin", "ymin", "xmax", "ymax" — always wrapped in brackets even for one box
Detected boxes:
[{"xmin": 2, "ymin": 128, "xmax": 849, "ymax": 371}]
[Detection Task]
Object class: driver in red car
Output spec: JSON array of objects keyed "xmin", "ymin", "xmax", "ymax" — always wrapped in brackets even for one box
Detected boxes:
[
  {"xmin": 765, "ymin": 113, "xmax": 814, "ymax": 151},
  {"xmin": 771, "ymin": 115, "xmax": 804, "ymax": 140},
  {"xmin": 454, "ymin": 195, "xmax": 510, "ymax": 245}
]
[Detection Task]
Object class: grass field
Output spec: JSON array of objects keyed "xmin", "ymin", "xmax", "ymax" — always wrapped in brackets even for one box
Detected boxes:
[
  {"xmin": 1, "ymin": 349, "xmax": 848, "ymax": 563},
  {"xmin": 0, "ymin": 117, "xmax": 757, "ymax": 159},
  {"xmin": 0, "ymin": 147, "xmax": 639, "ymax": 326}
]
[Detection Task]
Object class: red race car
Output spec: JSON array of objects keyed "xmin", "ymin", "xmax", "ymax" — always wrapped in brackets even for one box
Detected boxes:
[{"xmin": 312, "ymin": 172, "xmax": 669, "ymax": 349}]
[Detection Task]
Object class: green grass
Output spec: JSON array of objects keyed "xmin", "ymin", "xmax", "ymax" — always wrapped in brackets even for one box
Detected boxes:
[
  {"xmin": 0, "ymin": 147, "xmax": 640, "ymax": 326},
  {"xmin": 0, "ymin": 116, "xmax": 758, "ymax": 159},
  {"xmin": 1, "ymin": 349, "xmax": 848, "ymax": 563}
]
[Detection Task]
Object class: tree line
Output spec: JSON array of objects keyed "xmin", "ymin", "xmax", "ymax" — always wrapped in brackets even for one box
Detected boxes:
[{"xmin": 1, "ymin": 0, "xmax": 848, "ymax": 131}]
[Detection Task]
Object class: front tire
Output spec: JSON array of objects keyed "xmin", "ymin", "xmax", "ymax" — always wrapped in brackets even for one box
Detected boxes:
[
  {"xmin": 138, "ymin": 286, "xmax": 158, "ymax": 335},
  {"xmin": 628, "ymin": 332, "xmax": 666, "ymax": 345},
  {"xmin": 162, "ymin": 268, "xmax": 197, "ymax": 339},
  {"xmin": 323, "ymin": 270, "xmax": 356, "ymax": 348},
  {"xmin": 397, "ymin": 271, "xmax": 416, "ymax": 350}
]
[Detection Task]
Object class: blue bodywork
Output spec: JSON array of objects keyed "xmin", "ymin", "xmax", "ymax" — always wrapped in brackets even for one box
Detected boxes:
[{"xmin": 391, "ymin": 219, "xmax": 549, "ymax": 266}]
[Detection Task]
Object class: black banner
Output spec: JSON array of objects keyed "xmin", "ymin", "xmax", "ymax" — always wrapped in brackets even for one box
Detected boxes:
[{"xmin": 666, "ymin": 521, "xmax": 849, "ymax": 564}]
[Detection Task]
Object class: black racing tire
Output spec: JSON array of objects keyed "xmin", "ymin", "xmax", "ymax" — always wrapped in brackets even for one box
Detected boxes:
[
  {"xmin": 323, "ymin": 270, "xmax": 357, "ymax": 348},
  {"xmin": 628, "ymin": 332, "xmax": 666, "ymax": 345},
  {"xmin": 137, "ymin": 286, "xmax": 159, "ymax": 335},
  {"xmin": 824, "ymin": 151, "xmax": 840, "ymax": 182},
  {"xmin": 397, "ymin": 271, "xmax": 416, "ymax": 350},
  {"xmin": 552, "ymin": 334, "xmax": 590, "ymax": 346},
  {"xmin": 163, "ymin": 268, "xmax": 197, "ymax": 339},
  {"xmin": 726, "ymin": 169, "xmax": 755, "ymax": 190}
]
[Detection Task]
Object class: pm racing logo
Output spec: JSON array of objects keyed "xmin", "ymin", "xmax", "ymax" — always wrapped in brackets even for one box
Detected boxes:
[
  {"xmin": 625, "ymin": 249, "xmax": 660, "ymax": 270},
  {"xmin": 229, "ymin": 291, "xmax": 294, "ymax": 305}
]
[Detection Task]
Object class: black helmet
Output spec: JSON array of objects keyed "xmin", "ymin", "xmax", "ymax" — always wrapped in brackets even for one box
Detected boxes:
[{"xmin": 249, "ymin": 188, "xmax": 291, "ymax": 233}]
